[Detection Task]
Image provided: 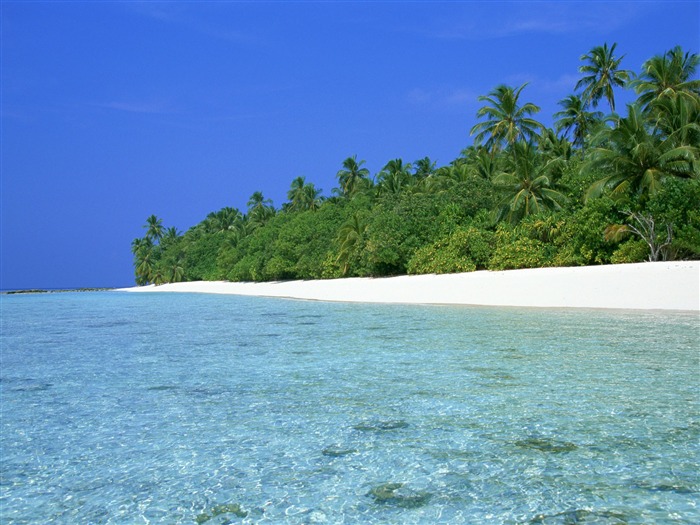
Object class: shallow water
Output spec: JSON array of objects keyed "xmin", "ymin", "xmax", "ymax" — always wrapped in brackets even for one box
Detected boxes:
[{"xmin": 1, "ymin": 292, "xmax": 698, "ymax": 524}]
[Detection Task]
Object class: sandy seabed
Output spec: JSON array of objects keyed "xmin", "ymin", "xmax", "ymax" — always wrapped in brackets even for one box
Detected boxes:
[{"xmin": 117, "ymin": 261, "xmax": 700, "ymax": 311}]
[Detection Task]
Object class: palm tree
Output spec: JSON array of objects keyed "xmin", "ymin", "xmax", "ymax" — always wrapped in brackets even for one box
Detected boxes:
[
  {"xmin": 651, "ymin": 94, "xmax": 700, "ymax": 151},
  {"xmin": 376, "ymin": 158, "xmax": 413, "ymax": 195},
  {"xmin": 247, "ymin": 191, "xmax": 272, "ymax": 210},
  {"xmin": 144, "ymin": 215, "xmax": 164, "ymax": 243},
  {"xmin": 246, "ymin": 191, "xmax": 275, "ymax": 227},
  {"xmin": 302, "ymin": 182, "xmax": 323, "ymax": 211},
  {"xmin": 472, "ymin": 147, "xmax": 499, "ymax": 180},
  {"xmin": 539, "ymin": 128, "xmax": 572, "ymax": 159},
  {"xmin": 286, "ymin": 176, "xmax": 306, "ymax": 210},
  {"xmin": 554, "ymin": 94, "xmax": 604, "ymax": 156},
  {"xmin": 135, "ymin": 248, "xmax": 155, "ymax": 284},
  {"xmin": 151, "ymin": 267, "xmax": 166, "ymax": 286},
  {"xmin": 131, "ymin": 237, "xmax": 154, "ymax": 285},
  {"xmin": 336, "ymin": 155, "xmax": 371, "ymax": 197},
  {"xmin": 336, "ymin": 212, "xmax": 367, "ymax": 275},
  {"xmin": 168, "ymin": 261, "xmax": 185, "ymax": 283},
  {"xmin": 631, "ymin": 46, "xmax": 700, "ymax": 111},
  {"xmin": 585, "ymin": 104, "xmax": 698, "ymax": 201},
  {"xmin": 286, "ymin": 176, "xmax": 323, "ymax": 211},
  {"xmin": 413, "ymin": 157, "xmax": 436, "ymax": 179},
  {"xmin": 204, "ymin": 207, "xmax": 242, "ymax": 233},
  {"xmin": 162, "ymin": 226, "xmax": 181, "ymax": 245},
  {"xmin": 575, "ymin": 42, "xmax": 631, "ymax": 112},
  {"xmin": 470, "ymin": 83, "xmax": 544, "ymax": 154},
  {"xmin": 131, "ymin": 236, "xmax": 152, "ymax": 256},
  {"xmin": 492, "ymin": 141, "xmax": 567, "ymax": 224}
]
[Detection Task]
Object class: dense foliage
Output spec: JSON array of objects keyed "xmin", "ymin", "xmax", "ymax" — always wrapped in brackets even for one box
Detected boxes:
[{"xmin": 132, "ymin": 45, "xmax": 700, "ymax": 285}]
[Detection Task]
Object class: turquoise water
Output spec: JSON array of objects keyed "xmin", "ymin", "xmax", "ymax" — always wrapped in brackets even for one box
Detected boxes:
[{"xmin": 1, "ymin": 292, "xmax": 698, "ymax": 524}]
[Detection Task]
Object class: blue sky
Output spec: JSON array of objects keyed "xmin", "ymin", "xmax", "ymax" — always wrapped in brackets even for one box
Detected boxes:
[{"xmin": 2, "ymin": 1, "xmax": 698, "ymax": 290}]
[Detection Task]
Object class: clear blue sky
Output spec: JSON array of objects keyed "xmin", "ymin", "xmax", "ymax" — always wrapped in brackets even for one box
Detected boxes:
[{"xmin": 2, "ymin": 1, "xmax": 698, "ymax": 290}]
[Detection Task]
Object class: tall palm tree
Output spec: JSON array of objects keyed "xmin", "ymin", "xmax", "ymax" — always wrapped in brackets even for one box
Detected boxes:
[
  {"xmin": 631, "ymin": 46, "xmax": 700, "ymax": 111},
  {"xmin": 586, "ymin": 104, "xmax": 698, "ymax": 201},
  {"xmin": 472, "ymin": 147, "xmax": 499, "ymax": 180},
  {"xmin": 131, "ymin": 236, "xmax": 154, "ymax": 285},
  {"xmin": 575, "ymin": 42, "xmax": 631, "ymax": 112},
  {"xmin": 336, "ymin": 155, "xmax": 371, "ymax": 197},
  {"xmin": 492, "ymin": 142, "xmax": 567, "ymax": 224},
  {"xmin": 131, "ymin": 236, "xmax": 152, "ymax": 256},
  {"xmin": 159, "ymin": 227, "xmax": 182, "ymax": 252},
  {"xmin": 376, "ymin": 158, "xmax": 412, "ymax": 195},
  {"xmin": 538, "ymin": 129, "xmax": 574, "ymax": 170},
  {"xmin": 168, "ymin": 260, "xmax": 185, "ymax": 283},
  {"xmin": 205, "ymin": 207, "xmax": 242, "ymax": 233},
  {"xmin": 302, "ymin": 182, "xmax": 323, "ymax": 211},
  {"xmin": 651, "ymin": 94, "xmax": 700, "ymax": 151},
  {"xmin": 135, "ymin": 248, "xmax": 155, "ymax": 285},
  {"xmin": 247, "ymin": 191, "xmax": 271, "ymax": 210},
  {"xmin": 554, "ymin": 94, "xmax": 604, "ymax": 156},
  {"xmin": 144, "ymin": 214, "xmax": 164, "ymax": 243},
  {"xmin": 413, "ymin": 156, "xmax": 436, "ymax": 179},
  {"xmin": 151, "ymin": 267, "xmax": 166, "ymax": 286},
  {"xmin": 336, "ymin": 213, "xmax": 367, "ymax": 275},
  {"xmin": 246, "ymin": 191, "xmax": 275, "ymax": 227},
  {"xmin": 286, "ymin": 176, "xmax": 307, "ymax": 210},
  {"xmin": 470, "ymin": 83, "xmax": 544, "ymax": 154},
  {"xmin": 286, "ymin": 176, "xmax": 323, "ymax": 211}
]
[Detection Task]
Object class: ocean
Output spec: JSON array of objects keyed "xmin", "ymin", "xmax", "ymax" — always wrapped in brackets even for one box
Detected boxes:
[{"xmin": 1, "ymin": 291, "xmax": 698, "ymax": 524}]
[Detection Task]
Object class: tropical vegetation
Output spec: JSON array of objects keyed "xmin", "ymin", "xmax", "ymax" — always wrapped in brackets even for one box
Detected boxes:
[{"xmin": 131, "ymin": 45, "xmax": 699, "ymax": 285}]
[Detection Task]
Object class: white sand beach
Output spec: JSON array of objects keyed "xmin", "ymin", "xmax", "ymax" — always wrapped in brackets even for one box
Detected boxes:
[{"xmin": 117, "ymin": 261, "xmax": 700, "ymax": 311}]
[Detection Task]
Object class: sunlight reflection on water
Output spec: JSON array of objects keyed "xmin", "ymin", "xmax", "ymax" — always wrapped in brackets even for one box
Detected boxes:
[{"xmin": 1, "ymin": 292, "xmax": 698, "ymax": 524}]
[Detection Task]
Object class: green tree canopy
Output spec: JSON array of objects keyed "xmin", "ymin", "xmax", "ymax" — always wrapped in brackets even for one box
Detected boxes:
[
  {"xmin": 575, "ymin": 42, "xmax": 631, "ymax": 112},
  {"xmin": 631, "ymin": 46, "xmax": 700, "ymax": 110},
  {"xmin": 470, "ymin": 83, "xmax": 544, "ymax": 154}
]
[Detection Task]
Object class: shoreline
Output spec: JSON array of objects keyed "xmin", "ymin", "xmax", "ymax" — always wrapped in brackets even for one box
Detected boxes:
[{"xmin": 116, "ymin": 261, "xmax": 700, "ymax": 312}]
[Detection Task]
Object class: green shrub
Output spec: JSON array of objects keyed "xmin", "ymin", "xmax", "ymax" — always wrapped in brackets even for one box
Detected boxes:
[
  {"xmin": 408, "ymin": 227, "xmax": 494, "ymax": 274},
  {"xmin": 488, "ymin": 225, "xmax": 553, "ymax": 270},
  {"xmin": 611, "ymin": 239, "xmax": 648, "ymax": 263}
]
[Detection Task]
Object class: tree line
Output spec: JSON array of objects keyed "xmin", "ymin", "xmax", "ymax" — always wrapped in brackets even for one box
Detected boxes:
[{"xmin": 132, "ymin": 44, "xmax": 700, "ymax": 285}]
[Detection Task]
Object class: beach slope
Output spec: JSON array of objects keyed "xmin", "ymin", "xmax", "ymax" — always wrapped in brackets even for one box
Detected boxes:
[{"xmin": 117, "ymin": 261, "xmax": 699, "ymax": 311}]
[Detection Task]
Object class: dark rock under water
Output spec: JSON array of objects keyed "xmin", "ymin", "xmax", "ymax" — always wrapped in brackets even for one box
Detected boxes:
[
  {"xmin": 529, "ymin": 508, "xmax": 628, "ymax": 524},
  {"xmin": 321, "ymin": 446, "xmax": 358, "ymax": 457},
  {"xmin": 353, "ymin": 420, "xmax": 409, "ymax": 431},
  {"xmin": 515, "ymin": 437, "xmax": 578, "ymax": 453},
  {"xmin": 367, "ymin": 482, "xmax": 432, "ymax": 508},
  {"xmin": 195, "ymin": 503, "xmax": 248, "ymax": 524}
]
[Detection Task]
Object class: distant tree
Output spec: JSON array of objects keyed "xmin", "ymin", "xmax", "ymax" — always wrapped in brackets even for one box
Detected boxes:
[
  {"xmin": 472, "ymin": 147, "xmax": 500, "ymax": 180},
  {"xmin": 162, "ymin": 226, "xmax": 181, "ymax": 245},
  {"xmin": 246, "ymin": 191, "xmax": 275, "ymax": 227},
  {"xmin": 286, "ymin": 176, "xmax": 323, "ymax": 212},
  {"xmin": 492, "ymin": 142, "xmax": 567, "ymax": 224},
  {"xmin": 335, "ymin": 155, "xmax": 371, "ymax": 197},
  {"xmin": 539, "ymin": 128, "xmax": 573, "ymax": 163},
  {"xmin": 336, "ymin": 213, "xmax": 368, "ymax": 275},
  {"xmin": 470, "ymin": 83, "xmax": 544, "ymax": 155},
  {"xmin": 135, "ymin": 246, "xmax": 156, "ymax": 284},
  {"xmin": 575, "ymin": 42, "xmax": 631, "ymax": 112},
  {"xmin": 554, "ymin": 94, "xmax": 604, "ymax": 156},
  {"xmin": 144, "ymin": 214, "xmax": 165, "ymax": 242},
  {"xmin": 631, "ymin": 46, "xmax": 700, "ymax": 111},
  {"xmin": 413, "ymin": 156, "xmax": 437, "ymax": 179},
  {"xmin": 131, "ymin": 237, "xmax": 154, "ymax": 285},
  {"xmin": 376, "ymin": 159, "xmax": 413, "ymax": 195},
  {"xmin": 586, "ymin": 104, "xmax": 698, "ymax": 201},
  {"xmin": 651, "ymin": 95, "xmax": 700, "ymax": 151},
  {"xmin": 204, "ymin": 207, "xmax": 243, "ymax": 233},
  {"xmin": 167, "ymin": 260, "xmax": 185, "ymax": 283}
]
